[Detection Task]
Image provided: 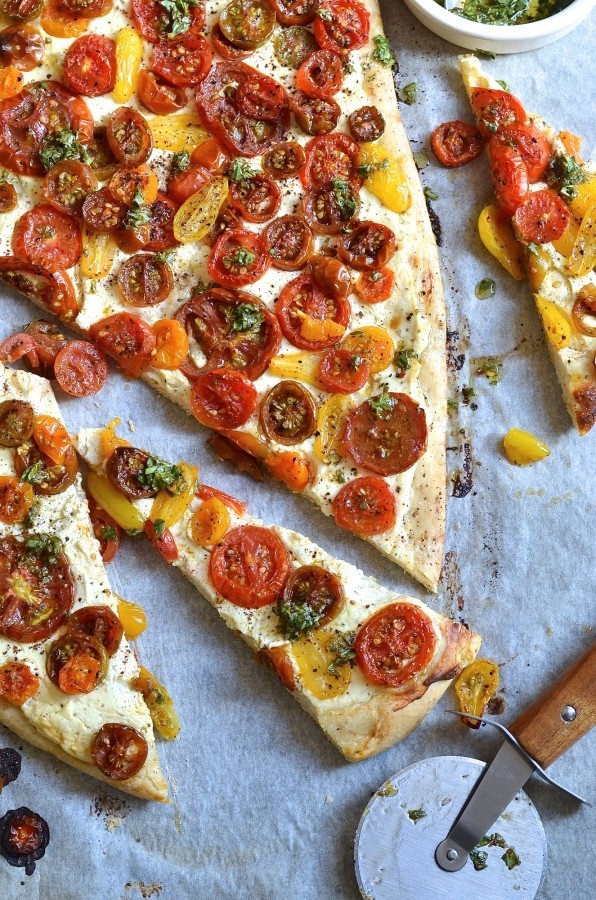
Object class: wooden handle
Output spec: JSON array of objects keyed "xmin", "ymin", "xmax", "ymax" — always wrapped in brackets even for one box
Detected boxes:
[{"xmin": 509, "ymin": 644, "xmax": 596, "ymax": 769}]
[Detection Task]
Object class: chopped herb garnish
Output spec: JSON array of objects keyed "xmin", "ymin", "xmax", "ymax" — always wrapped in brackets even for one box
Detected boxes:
[
  {"xmin": 224, "ymin": 247, "xmax": 256, "ymax": 269},
  {"xmin": 157, "ymin": 0, "xmax": 200, "ymax": 39},
  {"xmin": 316, "ymin": 7, "xmax": 332, "ymax": 20},
  {"xmin": 369, "ymin": 393, "xmax": 394, "ymax": 417},
  {"xmin": 276, "ymin": 598, "xmax": 325, "ymax": 641},
  {"xmin": 475, "ymin": 277, "xmax": 496, "ymax": 299},
  {"xmin": 372, "ymin": 35, "xmax": 396, "ymax": 68},
  {"xmin": 483, "ymin": 119, "xmax": 498, "ymax": 134},
  {"xmin": 424, "ymin": 187, "xmax": 439, "ymax": 201},
  {"xmin": 20, "ymin": 461, "xmax": 45, "ymax": 485},
  {"xmin": 23, "ymin": 534, "xmax": 64, "ymax": 566},
  {"xmin": 399, "ymin": 82, "xmax": 417, "ymax": 105},
  {"xmin": 447, "ymin": 398, "xmax": 458, "ymax": 411},
  {"xmin": 39, "ymin": 127, "xmax": 92, "ymax": 172},
  {"xmin": 462, "ymin": 386, "xmax": 477, "ymax": 405},
  {"xmin": 101, "ymin": 525, "xmax": 118, "ymax": 542},
  {"xmin": 153, "ymin": 518, "xmax": 166, "ymax": 537},
  {"xmin": 457, "ymin": 1, "xmax": 529, "ymax": 25},
  {"xmin": 357, "ymin": 158, "xmax": 389, "ymax": 180},
  {"xmin": 370, "ymin": 270, "xmax": 382, "ymax": 282},
  {"xmin": 546, "ymin": 152, "xmax": 587, "ymax": 200},
  {"xmin": 126, "ymin": 527, "xmax": 143, "ymax": 537},
  {"xmin": 229, "ymin": 302, "xmax": 264, "ymax": 333},
  {"xmin": 331, "ymin": 469, "xmax": 346, "ymax": 484},
  {"xmin": 376, "ymin": 782, "xmax": 397, "ymax": 798},
  {"xmin": 327, "ymin": 450, "xmax": 342, "ymax": 466},
  {"xmin": 412, "ymin": 151, "xmax": 429, "ymax": 170},
  {"xmin": 407, "ymin": 808, "xmax": 426, "ymax": 822},
  {"xmin": 138, "ymin": 457, "xmax": 182, "ymax": 493},
  {"xmin": 394, "ymin": 348, "xmax": 418, "ymax": 378},
  {"xmin": 474, "ymin": 47, "xmax": 497, "ymax": 58},
  {"xmin": 171, "ymin": 149, "xmax": 190, "ymax": 174},
  {"xmin": 478, "ymin": 833, "xmax": 508, "ymax": 849},
  {"xmin": 476, "ymin": 360, "xmax": 502, "ymax": 384},
  {"xmin": 326, "ymin": 633, "xmax": 356, "ymax": 675},
  {"xmin": 228, "ymin": 158, "xmax": 256, "ymax": 182},
  {"xmin": 155, "ymin": 249, "xmax": 175, "ymax": 265},
  {"xmin": 331, "ymin": 178, "xmax": 358, "ymax": 220},
  {"xmin": 501, "ymin": 847, "xmax": 521, "ymax": 870},
  {"xmin": 125, "ymin": 189, "xmax": 151, "ymax": 230},
  {"xmin": 496, "ymin": 79, "xmax": 509, "ymax": 91},
  {"xmin": 469, "ymin": 848, "xmax": 489, "ymax": 871}
]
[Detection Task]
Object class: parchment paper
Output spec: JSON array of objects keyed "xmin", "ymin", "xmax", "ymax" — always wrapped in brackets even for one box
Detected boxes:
[{"xmin": 0, "ymin": 5, "xmax": 595, "ymax": 898}]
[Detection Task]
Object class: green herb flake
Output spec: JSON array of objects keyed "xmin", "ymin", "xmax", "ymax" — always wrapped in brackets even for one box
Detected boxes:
[
  {"xmin": 413, "ymin": 151, "xmax": 429, "ymax": 170},
  {"xmin": 157, "ymin": 0, "xmax": 200, "ymax": 39},
  {"xmin": 497, "ymin": 79, "xmax": 510, "ymax": 91},
  {"xmin": 153, "ymin": 518, "xmax": 166, "ymax": 537},
  {"xmin": 276, "ymin": 599, "xmax": 325, "ymax": 642},
  {"xmin": 376, "ymin": 782, "xmax": 397, "ymax": 798},
  {"xmin": 424, "ymin": 187, "xmax": 439, "ymax": 201},
  {"xmin": 331, "ymin": 469, "xmax": 346, "ymax": 484},
  {"xmin": 369, "ymin": 393, "xmax": 394, "ymax": 417},
  {"xmin": 474, "ymin": 47, "xmax": 497, "ymax": 57},
  {"xmin": 101, "ymin": 525, "xmax": 118, "ymax": 542},
  {"xmin": 331, "ymin": 178, "xmax": 358, "ymax": 220},
  {"xmin": 228, "ymin": 158, "xmax": 256, "ymax": 182},
  {"xmin": 475, "ymin": 277, "xmax": 496, "ymax": 300},
  {"xmin": 447, "ymin": 398, "xmax": 458, "ymax": 411},
  {"xmin": 39, "ymin": 127, "xmax": 92, "ymax": 172},
  {"xmin": 171, "ymin": 150, "xmax": 190, "ymax": 174},
  {"xmin": 357, "ymin": 158, "xmax": 389, "ymax": 180},
  {"xmin": 394, "ymin": 348, "xmax": 419, "ymax": 378},
  {"xmin": 20, "ymin": 461, "xmax": 45, "ymax": 485},
  {"xmin": 23, "ymin": 534, "xmax": 64, "ymax": 566},
  {"xmin": 230, "ymin": 302, "xmax": 265, "ymax": 333},
  {"xmin": 372, "ymin": 35, "xmax": 396, "ymax": 68},
  {"xmin": 407, "ymin": 808, "xmax": 426, "ymax": 822},
  {"xmin": 399, "ymin": 82, "xmax": 417, "ymax": 105},
  {"xmin": 462, "ymin": 386, "xmax": 477, "ymax": 405},
  {"xmin": 502, "ymin": 847, "xmax": 521, "ymax": 870},
  {"xmin": 155, "ymin": 249, "xmax": 175, "ymax": 265},
  {"xmin": 125, "ymin": 189, "xmax": 151, "ymax": 231},
  {"xmin": 546, "ymin": 152, "xmax": 587, "ymax": 201},
  {"xmin": 326, "ymin": 633, "xmax": 356, "ymax": 675},
  {"xmin": 138, "ymin": 457, "xmax": 183, "ymax": 493},
  {"xmin": 478, "ymin": 832, "xmax": 508, "ymax": 849},
  {"xmin": 469, "ymin": 848, "xmax": 489, "ymax": 871},
  {"xmin": 476, "ymin": 360, "xmax": 502, "ymax": 385},
  {"xmin": 327, "ymin": 450, "xmax": 342, "ymax": 466},
  {"xmin": 316, "ymin": 7, "xmax": 332, "ymax": 20}
]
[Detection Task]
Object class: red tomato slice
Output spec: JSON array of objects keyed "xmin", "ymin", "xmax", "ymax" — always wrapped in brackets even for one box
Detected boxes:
[
  {"xmin": 12, "ymin": 203, "xmax": 82, "ymax": 271},
  {"xmin": 167, "ymin": 165, "xmax": 209, "ymax": 206},
  {"xmin": 0, "ymin": 660, "xmax": 40, "ymax": 706},
  {"xmin": 208, "ymin": 228, "xmax": 270, "ymax": 288},
  {"xmin": 513, "ymin": 189, "xmax": 570, "ymax": 244},
  {"xmin": 0, "ymin": 257, "xmax": 78, "ymax": 320},
  {"xmin": 491, "ymin": 124, "xmax": 551, "ymax": 183},
  {"xmin": 296, "ymin": 49, "xmax": 343, "ymax": 100},
  {"xmin": 91, "ymin": 723, "xmax": 148, "ymax": 780},
  {"xmin": 487, "ymin": 141, "xmax": 529, "ymax": 215},
  {"xmin": 313, "ymin": 0, "xmax": 370, "ymax": 52},
  {"xmin": 54, "ymin": 340, "xmax": 109, "ymax": 397},
  {"xmin": 87, "ymin": 495, "xmax": 122, "ymax": 563},
  {"xmin": 430, "ymin": 120, "xmax": 484, "ymax": 168},
  {"xmin": 318, "ymin": 347, "xmax": 370, "ymax": 393},
  {"xmin": 331, "ymin": 475, "xmax": 396, "ymax": 536},
  {"xmin": 354, "ymin": 267, "xmax": 395, "ymax": 304},
  {"xmin": 235, "ymin": 77, "xmax": 288, "ymax": 122},
  {"xmin": 88, "ymin": 312, "xmax": 156, "ymax": 378},
  {"xmin": 471, "ymin": 87, "xmax": 527, "ymax": 139},
  {"xmin": 152, "ymin": 34, "xmax": 212, "ymax": 88},
  {"xmin": 190, "ymin": 368, "xmax": 258, "ymax": 429},
  {"xmin": 63, "ymin": 34, "xmax": 116, "ymax": 98},
  {"xmin": 228, "ymin": 173, "xmax": 281, "ymax": 224},
  {"xmin": 197, "ymin": 483, "xmax": 246, "ymax": 516},
  {"xmin": 143, "ymin": 519, "xmax": 179, "ymax": 563},
  {"xmin": 301, "ymin": 132, "xmax": 361, "ymax": 188},
  {"xmin": 137, "ymin": 69, "xmax": 188, "ymax": 115},
  {"xmin": 355, "ymin": 602, "xmax": 436, "ymax": 686},
  {"xmin": 268, "ymin": 0, "xmax": 317, "ymax": 26},
  {"xmin": 344, "ymin": 392, "xmax": 427, "ymax": 476},
  {"xmin": 0, "ymin": 332, "xmax": 39, "ymax": 367},
  {"xmin": 209, "ymin": 524, "xmax": 290, "ymax": 608},
  {"xmin": 131, "ymin": 0, "xmax": 205, "ymax": 44},
  {"xmin": 276, "ymin": 273, "xmax": 350, "ymax": 351}
]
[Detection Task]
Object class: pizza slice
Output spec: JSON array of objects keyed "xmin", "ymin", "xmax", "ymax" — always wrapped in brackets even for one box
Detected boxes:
[
  {"xmin": 442, "ymin": 56, "xmax": 596, "ymax": 434},
  {"xmin": 0, "ymin": 361, "xmax": 168, "ymax": 801},
  {"xmin": 0, "ymin": 0, "xmax": 446, "ymax": 590},
  {"xmin": 75, "ymin": 420, "xmax": 480, "ymax": 762}
]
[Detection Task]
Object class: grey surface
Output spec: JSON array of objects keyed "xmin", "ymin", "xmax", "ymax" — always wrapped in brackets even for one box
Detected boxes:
[{"xmin": 0, "ymin": 3, "xmax": 595, "ymax": 898}]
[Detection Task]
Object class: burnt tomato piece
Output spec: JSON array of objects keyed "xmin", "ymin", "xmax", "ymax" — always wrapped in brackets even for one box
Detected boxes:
[
  {"xmin": 0, "ymin": 807, "xmax": 49, "ymax": 877},
  {"xmin": 106, "ymin": 446, "xmax": 156, "ymax": 500},
  {"xmin": 0, "ymin": 399, "xmax": 34, "ymax": 447},
  {"xmin": 91, "ymin": 723, "xmax": 148, "ymax": 780},
  {"xmin": 260, "ymin": 380, "xmax": 317, "ymax": 445},
  {"xmin": 348, "ymin": 105, "xmax": 385, "ymax": 143},
  {"xmin": 0, "ymin": 748, "xmax": 21, "ymax": 787}
]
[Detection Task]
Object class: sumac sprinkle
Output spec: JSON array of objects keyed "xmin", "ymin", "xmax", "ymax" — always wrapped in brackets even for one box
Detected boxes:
[
  {"xmin": 0, "ymin": 807, "xmax": 50, "ymax": 876},
  {"xmin": 0, "ymin": 747, "xmax": 22, "ymax": 789}
]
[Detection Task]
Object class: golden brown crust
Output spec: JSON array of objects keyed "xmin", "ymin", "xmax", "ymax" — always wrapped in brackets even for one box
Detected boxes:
[{"xmin": 572, "ymin": 379, "xmax": 596, "ymax": 435}]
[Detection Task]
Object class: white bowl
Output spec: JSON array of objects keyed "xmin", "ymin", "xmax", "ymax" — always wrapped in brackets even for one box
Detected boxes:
[{"xmin": 402, "ymin": 0, "xmax": 595, "ymax": 54}]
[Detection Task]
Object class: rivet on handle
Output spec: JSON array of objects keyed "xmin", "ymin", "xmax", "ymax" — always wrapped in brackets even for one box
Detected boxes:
[{"xmin": 560, "ymin": 705, "xmax": 577, "ymax": 723}]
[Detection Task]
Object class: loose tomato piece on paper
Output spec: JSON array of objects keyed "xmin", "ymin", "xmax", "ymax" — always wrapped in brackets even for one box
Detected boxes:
[
  {"xmin": 431, "ymin": 120, "xmax": 484, "ymax": 168},
  {"xmin": 454, "ymin": 659, "xmax": 500, "ymax": 729},
  {"xmin": 332, "ymin": 475, "xmax": 396, "ymax": 536},
  {"xmin": 209, "ymin": 524, "xmax": 290, "ymax": 608},
  {"xmin": 355, "ymin": 602, "xmax": 436, "ymax": 687}
]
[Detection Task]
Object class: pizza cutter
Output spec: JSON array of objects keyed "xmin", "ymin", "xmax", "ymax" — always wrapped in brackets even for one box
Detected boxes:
[{"xmin": 355, "ymin": 643, "xmax": 596, "ymax": 899}]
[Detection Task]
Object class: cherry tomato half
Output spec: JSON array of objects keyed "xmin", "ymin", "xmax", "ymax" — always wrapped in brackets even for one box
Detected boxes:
[
  {"xmin": 276, "ymin": 272, "xmax": 350, "ymax": 350},
  {"xmin": 208, "ymin": 228, "xmax": 270, "ymax": 287},
  {"xmin": 491, "ymin": 124, "xmax": 551, "ymax": 183},
  {"xmin": 12, "ymin": 203, "xmax": 82, "ymax": 272},
  {"xmin": 137, "ymin": 69, "xmax": 188, "ymax": 115},
  {"xmin": 471, "ymin": 87, "xmax": 527, "ymax": 139},
  {"xmin": 209, "ymin": 524, "xmax": 290, "ymax": 608},
  {"xmin": 355, "ymin": 602, "xmax": 436, "ymax": 686},
  {"xmin": 487, "ymin": 141, "xmax": 529, "ymax": 215},
  {"xmin": 513, "ymin": 189, "xmax": 570, "ymax": 244},
  {"xmin": 88, "ymin": 312, "xmax": 156, "ymax": 378},
  {"xmin": 313, "ymin": 0, "xmax": 370, "ymax": 53},
  {"xmin": 54, "ymin": 340, "xmax": 109, "ymax": 397},
  {"xmin": 190, "ymin": 368, "xmax": 258, "ymax": 429},
  {"xmin": 344, "ymin": 392, "xmax": 428, "ymax": 476},
  {"xmin": 91, "ymin": 723, "xmax": 148, "ymax": 780},
  {"xmin": 296, "ymin": 49, "xmax": 343, "ymax": 100},
  {"xmin": 63, "ymin": 34, "xmax": 116, "ymax": 98},
  {"xmin": 431, "ymin": 120, "xmax": 484, "ymax": 168},
  {"xmin": 318, "ymin": 346, "xmax": 370, "ymax": 393},
  {"xmin": 332, "ymin": 475, "xmax": 396, "ymax": 536},
  {"xmin": 260, "ymin": 380, "xmax": 318, "ymax": 445}
]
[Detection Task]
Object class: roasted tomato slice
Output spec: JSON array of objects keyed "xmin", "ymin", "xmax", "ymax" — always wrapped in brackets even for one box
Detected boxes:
[
  {"xmin": 471, "ymin": 87, "xmax": 527, "ymax": 139},
  {"xmin": 269, "ymin": 0, "xmax": 317, "ymax": 25},
  {"xmin": 277, "ymin": 272, "xmax": 350, "ymax": 350},
  {"xmin": 190, "ymin": 368, "xmax": 258, "ymax": 429},
  {"xmin": 137, "ymin": 69, "xmax": 188, "ymax": 115},
  {"xmin": 131, "ymin": 0, "xmax": 205, "ymax": 44},
  {"xmin": 91, "ymin": 723, "xmax": 148, "ymax": 780},
  {"xmin": 106, "ymin": 107, "xmax": 152, "ymax": 167},
  {"xmin": 292, "ymin": 92, "xmax": 340, "ymax": 136},
  {"xmin": 117, "ymin": 253, "xmax": 173, "ymax": 306},
  {"xmin": 332, "ymin": 475, "xmax": 396, "ymax": 536},
  {"xmin": 67, "ymin": 604, "xmax": 124, "ymax": 655},
  {"xmin": 313, "ymin": 0, "xmax": 370, "ymax": 52},
  {"xmin": 191, "ymin": 137, "xmax": 231, "ymax": 173},
  {"xmin": 0, "ymin": 533, "xmax": 74, "ymax": 642},
  {"xmin": 203, "ymin": 205, "xmax": 242, "ymax": 247},
  {"xmin": 260, "ymin": 380, "xmax": 317, "ymax": 445},
  {"xmin": 319, "ymin": 346, "xmax": 370, "ymax": 393},
  {"xmin": 431, "ymin": 120, "xmax": 485, "ymax": 168},
  {"xmin": 273, "ymin": 24, "xmax": 316, "ymax": 67},
  {"xmin": 13, "ymin": 441, "xmax": 78, "ymax": 494},
  {"xmin": 310, "ymin": 255, "xmax": 351, "ymax": 298},
  {"xmin": 0, "ymin": 257, "xmax": 78, "ymax": 319},
  {"xmin": 152, "ymin": 33, "xmax": 212, "ymax": 88},
  {"xmin": 0, "ymin": 398, "xmax": 34, "ymax": 446},
  {"xmin": 175, "ymin": 288, "xmax": 281, "ymax": 380},
  {"xmin": 54, "ymin": 340, "xmax": 109, "ymax": 397},
  {"xmin": 2, "ymin": 0, "xmax": 43, "ymax": 21},
  {"xmin": 277, "ymin": 565, "xmax": 343, "ymax": 638},
  {"xmin": 212, "ymin": 21, "xmax": 254, "ymax": 59},
  {"xmin": 0, "ymin": 661, "xmax": 40, "ymax": 706},
  {"xmin": 82, "ymin": 186, "xmax": 127, "ymax": 232},
  {"xmin": 46, "ymin": 630, "xmax": 108, "ymax": 694},
  {"xmin": 0, "ymin": 332, "xmax": 39, "ymax": 367},
  {"xmin": 219, "ymin": 0, "xmax": 275, "ymax": 50},
  {"xmin": 89, "ymin": 312, "xmax": 156, "ymax": 378},
  {"xmin": 59, "ymin": 0, "xmax": 113, "ymax": 14},
  {"xmin": 261, "ymin": 141, "xmax": 306, "ymax": 180},
  {"xmin": 32, "ymin": 414, "xmax": 71, "ymax": 465},
  {"xmin": 0, "ymin": 24, "xmax": 44, "ymax": 72},
  {"xmin": 337, "ymin": 221, "xmax": 396, "ymax": 271},
  {"xmin": 235, "ymin": 75, "xmax": 287, "ymax": 121},
  {"xmin": 43, "ymin": 160, "xmax": 98, "ymax": 217},
  {"xmin": 302, "ymin": 133, "xmax": 361, "ymax": 188},
  {"xmin": 143, "ymin": 519, "xmax": 179, "ymax": 563},
  {"xmin": 87, "ymin": 495, "xmax": 122, "ymax": 563},
  {"xmin": 106, "ymin": 446, "xmax": 156, "ymax": 500},
  {"xmin": 131, "ymin": 192, "xmax": 178, "ymax": 253},
  {"xmin": 85, "ymin": 127, "xmax": 118, "ymax": 181},
  {"xmin": 454, "ymin": 658, "xmax": 500, "ymax": 729},
  {"xmin": 354, "ymin": 267, "xmax": 394, "ymax": 304},
  {"xmin": 355, "ymin": 602, "xmax": 436, "ymax": 687},
  {"xmin": 492, "ymin": 124, "xmax": 551, "ymax": 183},
  {"xmin": 301, "ymin": 183, "xmax": 359, "ymax": 234},
  {"xmin": 296, "ymin": 49, "xmax": 343, "ymax": 100},
  {"xmin": 63, "ymin": 34, "xmax": 116, "ymax": 98},
  {"xmin": 209, "ymin": 524, "xmax": 290, "ymax": 608},
  {"xmin": 0, "ymin": 80, "xmax": 93, "ymax": 177},
  {"xmin": 265, "ymin": 215, "xmax": 313, "ymax": 270},
  {"xmin": 196, "ymin": 62, "xmax": 290, "ymax": 157},
  {"xmin": 167, "ymin": 164, "xmax": 210, "ymax": 206},
  {"xmin": 0, "ymin": 182, "xmax": 18, "ymax": 213},
  {"xmin": 348, "ymin": 105, "xmax": 385, "ymax": 143},
  {"xmin": 229, "ymin": 172, "xmax": 281, "ymax": 223},
  {"xmin": 24, "ymin": 319, "xmax": 68, "ymax": 371},
  {"xmin": 487, "ymin": 141, "xmax": 529, "ymax": 214},
  {"xmin": 513, "ymin": 189, "xmax": 570, "ymax": 244},
  {"xmin": 0, "ymin": 476, "xmax": 34, "ymax": 524},
  {"xmin": 208, "ymin": 227, "xmax": 270, "ymax": 287},
  {"xmin": 12, "ymin": 203, "xmax": 82, "ymax": 272},
  {"xmin": 344, "ymin": 392, "xmax": 427, "ymax": 476}
]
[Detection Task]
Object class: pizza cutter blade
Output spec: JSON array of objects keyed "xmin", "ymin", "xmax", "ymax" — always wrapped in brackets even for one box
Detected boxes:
[{"xmin": 355, "ymin": 643, "xmax": 595, "ymax": 899}]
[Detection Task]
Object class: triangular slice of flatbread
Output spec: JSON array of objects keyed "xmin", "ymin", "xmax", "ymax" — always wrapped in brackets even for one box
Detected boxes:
[
  {"xmin": 0, "ymin": 363, "xmax": 167, "ymax": 801},
  {"xmin": 460, "ymin": 55, "xmax": 596, "ymax": 435},
  {"xmin": 76, "ymin": 423, "xmax": 479, "ymax": 762}
]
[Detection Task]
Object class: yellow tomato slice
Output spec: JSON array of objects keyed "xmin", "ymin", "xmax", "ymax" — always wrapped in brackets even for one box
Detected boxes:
[
  {"xmin": 86, "ymin": 471, "xmax": 145, "ymax": 533},
  {"xmin": 535, "ymin": 293, "xmax": 573, "ymax": 350},
  {"xmin": 33, "ymin": 415, "xmax": 71, "ymax": 465},
  {"xmin": 478, "ymin": 205, "xmax": 525, "ymax": 281},
  {"xmin": 358, "ymin": 143, "xmax": 410, "ymax": 214},
  {"xmin": 190, "ymin": 496, "xmax": 230, "ymax": 547},
  {"xmin": 268, "ymin": 352, "xmax": 326, "ymax": 390},
  {"xmin": 341, "ymin": 326, "xmax": 394, "ymax": 375},
  {"xmin": 503, "ymin": 428, "xmax": 550, "ymax": 466},
  {"xmin": 291, "ymin": 629, "xmax": 351, "ymax": 699},
  {"xmin": 148, "ymin": 113, "xmax": 207, "ymax": 153},
  {"xmin": 314, "ymin": 394, "xmax": 353, "ymax": 463},
  {"xmin": 0, "ymin": 66, "xmax": 23, "ymax": 102},
  {"xmin": 41, "ymin": 0, "xmax": 89, "ymax": 38},
  {"xmin": 552, "ymin": 216, "xmax": 580, "ymax": 259},
  {"xmin": 173, "ymin": 176, "xmax": 229, "ymax": 244},
  {"xmin": 150, "ymin": 462, "xmax": 197, "ymax": 528},
  {"xmin": 151, "ymin": 319, "xmax": 189, "ymax": 370},
  {"xmin": 454, "ymin": 659, "xmax": 499, "ymax": 728},
  {"xmin": 526, "ymin": 244, "xmax": 551, "ymax": 292},
  {"xmin": 569, "ymin": 175, "xmax": 596, "ymax": 220},
  {"xmin": 113, "ymin": 27, "xmax": 143, "ymax": 104},
  {"xmin": 117, "ymin": 598, "xmax": 147, "ymax": 640},
  {"xmin": 297, "ymin": 311, "xmax": 346, "ymax": 343},
  {"xmin": 81, "ymin": 227, "xmax": 117, "ymax": 280},
  {"xmin": 133, "ymin": 665, "xmax": 180, "ymax": 741},
  {"xmin": 568, "ymin": 202, "xmax": 596, "ymax": 277}
]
